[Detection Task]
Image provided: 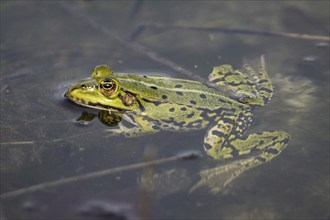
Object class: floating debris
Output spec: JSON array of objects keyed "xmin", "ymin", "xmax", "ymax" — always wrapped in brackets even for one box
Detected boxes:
[
  {"xmin": 78, "ymin": 199, "xmax": 135, "ymax": 220},
  {"xmin": 302, "ymin": 55, "xmax": 320, "ymax": 64}
]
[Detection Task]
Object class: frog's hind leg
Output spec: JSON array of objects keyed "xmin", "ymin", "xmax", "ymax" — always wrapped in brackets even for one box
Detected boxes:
[
  {"xmin": 203, "ymin": 113, "xmax": 290, "ymax": 192},
  {"xmin": 204, "ymin": 112, "xmax": 290, "ymax": 163},
  {"xmin": 209, "ymin": 55, "xmax": 273, "ymax": 106},
  {"xmin": 192, "ymin": 130, "xmax": 290, "ymax": 194}
]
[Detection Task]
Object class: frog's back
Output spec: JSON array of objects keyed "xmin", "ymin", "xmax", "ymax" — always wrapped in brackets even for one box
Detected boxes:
[{"xmin": 116, "ymin": 73, "xmax": 242, "ymax": 110}]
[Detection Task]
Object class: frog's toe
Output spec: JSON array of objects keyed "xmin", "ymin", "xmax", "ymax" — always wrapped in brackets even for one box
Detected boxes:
[{"xmin": 230, "ymin": 130, "xmax": 290, "ymax": 163}]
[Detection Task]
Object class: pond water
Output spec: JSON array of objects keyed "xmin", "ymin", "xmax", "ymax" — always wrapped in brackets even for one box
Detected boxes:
[{"xmin": 1, "ymin": 1, "xmax": 329, "ymax": 219}]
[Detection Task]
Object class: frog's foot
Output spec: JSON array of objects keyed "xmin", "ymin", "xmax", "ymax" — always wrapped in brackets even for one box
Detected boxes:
[
  {"xmin": 204, "ymin": 128, "xmax": 290, "ymax": 162},
  {"xmin": 208, "ymin": 55, "xmax": 273, "ymax": 106}
]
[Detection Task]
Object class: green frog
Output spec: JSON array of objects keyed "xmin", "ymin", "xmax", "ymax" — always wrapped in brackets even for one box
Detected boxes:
[{"xmin": 65, "ymin": 56, "xmax": 290, "ymax": 168}]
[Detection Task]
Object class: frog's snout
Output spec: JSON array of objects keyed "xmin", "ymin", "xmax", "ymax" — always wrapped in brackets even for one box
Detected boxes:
[
  {"xmin": 64, "ymin": 85, "xmax": 77, "ymax": 98},
  {"xmin": 64, "ymin": 85, "xmax": 73, "ymax": 98},
  {"xmin": 64, "ymin": 89, "xmax": 70, "ymax": 98}
]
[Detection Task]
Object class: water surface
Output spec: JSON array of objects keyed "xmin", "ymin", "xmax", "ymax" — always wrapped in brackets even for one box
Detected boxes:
[{"xmin": 1, "ymin": 1, "xmax": 329, "ymax": 219}]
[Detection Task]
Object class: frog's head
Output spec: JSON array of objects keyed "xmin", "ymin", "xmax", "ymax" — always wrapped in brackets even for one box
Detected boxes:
[{"xmin": 65, "ymin": 65, "xmax": 140, "ymax": 111}]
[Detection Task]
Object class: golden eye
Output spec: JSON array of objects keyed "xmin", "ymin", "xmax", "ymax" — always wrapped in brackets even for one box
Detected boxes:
[{"xmin": 99, "ymin": 79, "xmax": 118, "ymax": 96}]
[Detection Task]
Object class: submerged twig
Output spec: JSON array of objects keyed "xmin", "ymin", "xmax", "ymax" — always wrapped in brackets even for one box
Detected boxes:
[
  {"xmin": 59, "ymin": 2, "xmax": 248, "ymax": 96},
  {"xmin": 140, "ymin": 22, "xmax": 330, "ymax": 41},
  {"xmin": 0, "ymin": 152, "xmax": 199, "ymax": 199},
  {"xmin": 59, "ymin": 2, "xmax": 206, "ymax": 84},
  {"xmin": 0, "ymin": 130, "xmax": 97, "ymax": 148},
  {"xmin": 0, "ymin": 141, "xmax": 35, "ymax": 146},
  {"xmin": 137, "ymin": 147, "xmax": 156, "ymax": 220}
]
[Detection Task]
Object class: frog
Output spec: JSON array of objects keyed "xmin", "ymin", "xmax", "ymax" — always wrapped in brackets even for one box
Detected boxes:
[{"xmin": 65, "ymin": 55, "xmax": 290, "ymax": 172}]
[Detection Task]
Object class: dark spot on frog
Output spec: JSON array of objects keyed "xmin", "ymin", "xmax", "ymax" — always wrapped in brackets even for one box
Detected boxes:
[
  {"xmin": 222, "ymin": 117, "xmax": 236, "ymax": 125},
  {"xmin": 228, "ymin": 147, "xmax": 239, "ymax": 157},
  {"xmin": 120, "ymin": 118, "xmax": 136, "ymax": 129},
  {"xmin": 210, "ymin": 78, "xmax": 223, "ymax": 84},
  {"xmin": 180, "ymin": 107, "xmax": 187, "ymax": 111},
  {"xmin": 271, "ymin": 136, "xmax": 278, "ymax": 141},
  {"xmin": 211, "ymin": 130, "xmax": 222, "ymax": 136},
  {"xmin": 224, "ymin": 71, "xmax": 235, "ymax": 77},
  {"xmin": 150, "ymin": 86, "xmax": 158, "ymax": 90},
  {"xmin": 187, "ymin": 112, "xmax": 195, "ymax": 118},
  {"xmin": 176, "ymin": 91, "xmax": 183, "ymax": 95},
  {"xmin": 175, "ymin": 84, "xmax": 183, "ymax": 88},
  {"xmin": 199, "ymin": 94, "xmax": 206, "ymax": 99},
  {"xmin": 258, "ymin": 79, "xmax": 268, "ymax": 84},
  {"xmin": 152, "ymin": 125, "xmax": 160, "ymax": 130},
  {"xmin": 186, "ymin": 119, "xmax": 203, "ymax": 128},
  {"xmin": 194, "ymin": 119, "xmax": 203, "ymax": 124},
  {"xmin": 264, "ymin": 148, "xmax": 279, "ymax": 155},
  {"xmin": 142, "ymin": 98, "xmax": 161, "ymax": 106},
  {"xmin": 169, "ymin": 108, "xmax": 175, "ymax": 112},
  {"xmin": 256, "ymin": 156, "xmax": 267, "ymax": 163},
  {"xmin": 258, "ymin": 87, "xmax": 273, "ymax": 93},
  {"xmin": 203, "ymin": 143, "xmax": 212, "ymax": 150},
  {"xmin": 172, "ymin": 121, "xmax": 186, "ymax": 127},
  {"xmin": 218, "ymin": 97, "xmax": 228, "ymax": 103},
  {"xmin": 189, "ymin": 100, "xmax": 197, "ymax": 105},
  {"xmin": 162, "ymin": 95, "xmax": 168, "ymax": 99},
  {"xmin": 199, "ymin": 109, "xmax": 218, "ymax": 121},
  {"xmin": 161, "ymin": 117, "xmax": 175, "ymax": 124}
]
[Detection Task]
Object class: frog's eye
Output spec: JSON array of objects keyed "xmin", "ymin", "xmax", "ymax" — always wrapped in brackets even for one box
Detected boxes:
[{"xmin": 99, "ymin": 79, "xmax": 118, "ymax": 96}]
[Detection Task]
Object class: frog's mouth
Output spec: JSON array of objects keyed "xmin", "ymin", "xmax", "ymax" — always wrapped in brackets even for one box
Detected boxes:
[{"xmin": 65, "ymin": 92, "xmax": 123, "ymax": 112}]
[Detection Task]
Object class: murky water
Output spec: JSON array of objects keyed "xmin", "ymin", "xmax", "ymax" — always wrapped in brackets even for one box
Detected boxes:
[{"xmin": 1, "ymin": 1, "xmax": 329, "ymax": 219}]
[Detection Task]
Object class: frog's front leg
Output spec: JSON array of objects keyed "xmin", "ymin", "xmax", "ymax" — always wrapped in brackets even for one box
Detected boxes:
[
  {"xmin": 204, "ymin": 112, "xmax": 290, "ymax": 164},
  {"xmin": 106, "ymin": 114, "xmax": 160, "ymax": 137}
]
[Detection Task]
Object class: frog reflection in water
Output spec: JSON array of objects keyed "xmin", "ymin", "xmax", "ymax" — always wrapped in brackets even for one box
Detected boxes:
[{"xmin": 65, "ymin": 56, "xmax": 290, "ymax": 191}]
